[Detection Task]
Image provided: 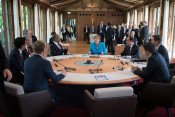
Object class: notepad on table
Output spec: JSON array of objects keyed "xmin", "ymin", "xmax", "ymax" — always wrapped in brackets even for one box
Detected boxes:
[{"xmin": 94, "ymin": 75, "xmax": 108, "ymax": 81}]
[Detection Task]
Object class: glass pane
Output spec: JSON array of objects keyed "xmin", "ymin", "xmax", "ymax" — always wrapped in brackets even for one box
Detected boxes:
[
  {"xmin": 5, "ymin": 0, "xmax": 13, "ymax": 53},
  {"xmin": 0, "ymin": 0, "xmax": 5, "ymax": 51},
  {"xmin": 25, "ymin": 6, "xmax": 28, "ymax": 31},
  {"xmin": 21, "ymin": 5, "xmax": 25, "ymax": 36}
]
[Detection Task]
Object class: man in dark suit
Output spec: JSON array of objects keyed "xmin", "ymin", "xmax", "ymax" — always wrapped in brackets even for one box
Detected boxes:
[
  {"xmin": 131, "ymin": 42, "xmax": 170, "ymax": 108},
  {"xmin": 0, "ymin": 41, "xmax": 12, "ymax": 93},
  {"xmin": 97, "ymin": 21, "xmax": 106, "ymax": 42},
  {"xmin": 50, "ymin": 34, "xmax": 68, "ymax": 56},
  {"xmin": 125, "ymin": 24, "xmax": 132, "ymax": 37},
  {"xmin": 23, "ymin": 41, "xmax": 66, "ymax": 102},
  {"xmin": 132, "ymin": 24, "xmax": 139, "ymax": 39},
  {"xmin": 132, "ymin": 42, "xmax": 170, "ymax": 95},
  {"xmin": 143, "ymin": 21, "xmax": 149, "ymax": 43},
  {"xmin": 49, "ymin": 32, "xmax": 56, "ymax": 45},
  {"xmin": 121, "ymin": 36, "xmax": 140, "ymax": 58},
  {"xmin": 131, "ymin": 31, "xmax": 137, "ymax": 45},
  {"xmin": 152, "ymin": 35, "xmax": 169, "ymax": 68},
  {"xmin": 61, "ymin": 24, "xmax": 68, "ymax": 42},
  {"xmin": 84, "ymin": 24, "xmax": 90, "ymax": 43},
  {"xmin": 22, "ymin": 35, "xmax": 33, "ymax": 61},
  {"xmin": 8, "ymin": 37, "xmax": 26, "ymax": 85},
  {"xmin": 28, "ymin": 30, "xmax": 37, "ymax": 44},
  {"xmin": 90, "ymin": 24, "xmax": 95, "ymax": 34},
  {"xmin": 105, "ymin": 23, "xmax": 114, "ymax": 53},
  {"xmin": 139, "ymin": 21, "xmax": 145, "ymax": 45},
  {"xmin": 116, "ymin": 25, "xmax": 124, "ymax": 44}
]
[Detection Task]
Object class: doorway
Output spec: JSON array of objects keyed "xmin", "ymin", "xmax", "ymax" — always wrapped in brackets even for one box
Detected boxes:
[{"xmin": 65, "ymin": 19, "xmax": 76, "ymax": 40}]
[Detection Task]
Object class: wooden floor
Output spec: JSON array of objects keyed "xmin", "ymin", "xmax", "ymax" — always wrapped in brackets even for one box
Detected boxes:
[{"xmin": 66, "ymin": 40, "xmax": 90, "ymax": 54}]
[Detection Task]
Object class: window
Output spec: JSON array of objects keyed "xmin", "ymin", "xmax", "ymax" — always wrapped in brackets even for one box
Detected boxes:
[
  {"xmin": 167, "ymin": 3, "xmax": 175, "ymax": 58},
  {"xmin": 21, "ymin": 3, "xmax": 34, "ymax": 36},
  {"xmin": 149, "ymin": 6, "xmax": 160, "ymax": 34},
  {"xmin": 137, "ymin": 8, "xmax": 144, "ymax": 26},
  {"xmin": 5, "ymin": 0, "xmax": 14, "ymax": 54},
  {"xmin": 40, "ymin": 8, "xmax": 47, "ymax": 43},
  {"xmin": 0, "ymin": 0, "xmax": 5, "ymax": 50},
  {"xmin": 50, "ymin": 10, "xmax": 55, "ymax": 33}
]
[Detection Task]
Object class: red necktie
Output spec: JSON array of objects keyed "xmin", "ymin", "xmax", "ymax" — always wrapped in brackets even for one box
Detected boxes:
[{"xmin": 27, "ymin": 47, "xmax": 30, "ymax": 55}]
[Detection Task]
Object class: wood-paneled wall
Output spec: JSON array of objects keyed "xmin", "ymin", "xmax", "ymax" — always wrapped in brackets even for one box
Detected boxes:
[{"xmin": 63, "ymin": 11, "xmax": 124, "ymax": 41}]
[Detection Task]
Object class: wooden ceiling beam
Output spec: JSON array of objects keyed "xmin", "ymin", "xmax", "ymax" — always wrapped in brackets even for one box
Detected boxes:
[
  {"xmin": 50, "ymin": 0, "xmax": 70, "ymax": 5},
  {"xmin": 112, "ymin": 0, "xmax": 135, "ymax": 6},
  {"xmin": 127, "ymin": 0, "xmax": 160, "ymax": 11},
  {"xmin": 103, "ymin": 0, "xmax": 128, "ymax": 10},
  {"xmin": 57, "ymin": 0, "xmax": 81, "ymax": 9}
]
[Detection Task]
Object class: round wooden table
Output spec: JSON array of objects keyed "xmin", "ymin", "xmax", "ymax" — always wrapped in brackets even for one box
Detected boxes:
[
  {"xmin": 47, "ymin": 55, "xmax": 142, "ymax": 85},
  {"xmin": 47, "ymin": 55, "xmax": 145, "ymax": 107}
]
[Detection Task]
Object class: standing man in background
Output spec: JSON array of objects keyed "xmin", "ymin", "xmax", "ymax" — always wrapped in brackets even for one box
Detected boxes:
[
  {"xmin": 28, "ymin": 30, "xmax": 37, "ymax": 44},
  {"xmin": 90, "ymin": 24, "xmax": 95, "ymax": 34},
  {"xmin": 61, "ymin": 24, "xmax": 68, "ymax": 42},
  {"xmin": 97, "ymin": 21, "xmax": 106, "ymax": 42},
  {"xmin": 84, "ymin": 24, "xmax": 90, "ymax": 44}
]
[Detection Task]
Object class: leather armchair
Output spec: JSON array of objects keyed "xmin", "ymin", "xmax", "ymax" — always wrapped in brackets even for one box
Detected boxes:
[
  {"xmin": 0, "ymin": 82, "xmax": 55, "ymax": 117},
  {"xmin": 140, "ymin": 82, "xmax": 175, "ymax": 117},
  {"xmin": 83, "ymin": 90, "xmax": 137, "ymax": 117}
]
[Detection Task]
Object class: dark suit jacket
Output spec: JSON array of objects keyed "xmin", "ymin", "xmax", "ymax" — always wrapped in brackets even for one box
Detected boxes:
[
  {"xmin": 22, "ymin": 46, "xmax": 33, "ymax": 61},
  {"xmin": 49, "ymin": 37, "xmax": 54, "ymax": 45},
  {"xmin": 144, "ymin": 25, "xmax": 149, "ymax": 42},
  {"xmin": 8, "ymin": 48, "xmax": 24, "ymax": 76},
  {"xmin": 121, "ymin": 44, "xmax": 140, "ymax": 58},
  {"xmin": 23, "ymin": 54, "xmax": 65, "ymax": 98},
  {"xmin": 134, "ymin": 51, "xmax": 170, "ymax": 83},
  {"xmin": 97, "ymin": 25, "xmax": 106, "ymax": 35},
  {"xmin": 116, "ymin": 28, "xmax": 124, "ymax": 44},
  {"xmin": 158, "ymin": 44, "xmax": 169, "ymax": 68},
  {"xmin": 0, "ymin": 41, "xmax": 8, "ymax": 93},
  {"xmin": 125, "ymin": 28, "xmax": 132, "ymax": 37},
  {"xmin": 32, "ymin": 35, "xmax": 37, "ymax": 43},
  {"xmin": 133, "ymin": 37, "xmax": 137, "ymax": 45},
  {"xmin": 84, "ymin": 27, "xmax": 90, "ymax": 34},
  {"xmin": 50, "ymin": 42, "xmax": 67, "ymax": 56},
  {"xmin": 61, "ymin": 27, "xmax": 68, "ymax": 35},
  {"xmin": 131, "ymin": 28, "xmax": 139, "ymax": 39},
  {"xmin": 140, "ymin": 27, "xmax": 145, "ymax": 42},
  {"xmin": 105, "ymin": 27, "xmax": 114, "ymax": 41}
]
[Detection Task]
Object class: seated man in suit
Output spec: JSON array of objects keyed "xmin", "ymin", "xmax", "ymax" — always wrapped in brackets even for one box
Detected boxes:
[
  {"xmin": 23, "ymin": 41, "xmax": 66, "ymax": 102},
  {"xmin": 50, "ymin": 34, "xmax": 68, "ymax": 56},
  {"xmin": 131, "ymin": 31, "xmax": 137, "ymax": 45},
  {"xmin": 28, "ymin": 30, "xmax": 37, "ymax": 44},
  {"xmin": 8, "ymin": 37, "xmax": 26, "ymax": 85},
  {"xmin": 131, "ymin": 42, "xmax": 170, "ymax": 108},
  {"xmin": 49, "ymin": 32, "xmax": 56, "ymax": 45},
  {"xmin": 121, "ymin": 36, "xmax": 139, "ymax": 58},
  {"xmin": 22, "ymin": 35, "xmax": 34, "ymax": 61},
  {"xmin": 151, "ymin": 35, "xmax": 169, "ymax": 68}
]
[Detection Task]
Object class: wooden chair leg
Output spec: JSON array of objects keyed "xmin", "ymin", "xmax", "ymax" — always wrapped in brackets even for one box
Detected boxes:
[{"xmin": 167, "ymin": 108, "xmax": 171, "ymax": 117}]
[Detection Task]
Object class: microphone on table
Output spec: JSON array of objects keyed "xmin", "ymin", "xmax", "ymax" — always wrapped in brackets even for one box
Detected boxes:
[
  {"xmin": 97, "ymin": 60, "xmax": 103, "ymax": 73},
  {"xmin": 53, "ymin": 59, "xmax": 76, "ymax": 71},
  {"xmin": 119, "ymin": 61, "xmax": 125, "ymax": 70},
  {"xmin": 53, "ymin": 59, "xmax": 67, "ymax": 70}
]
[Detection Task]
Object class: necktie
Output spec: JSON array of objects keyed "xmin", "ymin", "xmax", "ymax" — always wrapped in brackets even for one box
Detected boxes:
[
  {"xmin": 129, "ymin": 47, "xmax": 131, "ymax": 55},
  {"xmin": 57, "ymin": 43, "xmax": 61, "ymax": 50},
  {"xmin": 27, "ymin": 47, "xmax": 30, "ymax": 55}
]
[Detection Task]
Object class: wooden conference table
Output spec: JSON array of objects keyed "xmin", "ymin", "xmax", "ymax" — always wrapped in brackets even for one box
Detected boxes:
[
  {"xmin": 47, "ymin": 55, "xmax": 144, "ymax": 85},
  {"xmin": 47, "ymin": 55, "xmax": 145, "ymax": 107}
]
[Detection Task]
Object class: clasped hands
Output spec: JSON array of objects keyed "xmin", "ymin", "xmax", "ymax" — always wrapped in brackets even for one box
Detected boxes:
[{"xmin": 131, "ymin": 66, "xmax": 142, "ymax": 72}]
